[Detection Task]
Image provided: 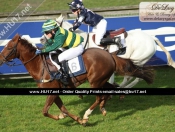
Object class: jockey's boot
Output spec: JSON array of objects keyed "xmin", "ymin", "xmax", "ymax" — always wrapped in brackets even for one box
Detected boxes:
[
  {"xmin": 100, "ymin": 38, "xmax": 114, "ymax": 46},
  {"xmin": 100, "ymin": 37, "xmax": 123, "ymax": 48},
  {"xmin": 100, "ymin": 37, "xmax": 126, "ymax": 55},
  {"xmin": 60, "ymin": 60, "xmax": 69, "ymax": 85}
]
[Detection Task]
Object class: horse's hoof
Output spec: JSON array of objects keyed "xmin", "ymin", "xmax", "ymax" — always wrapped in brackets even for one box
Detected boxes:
[
  {"xmin": 101, "ymin": 108, "xmax": 107, "ymax": 116},
  {"xmin": 82, "ymin": 119, "xmax": 88, "ymax": 125},
  {"xmin": 107, "ymin": 95, "xmax": 112, "ymax": 100},
  {"xmin": 102, "ymin": 111, "xmax": 107, "ymax": 116},
  {"xmin": 119, "ymin": 95, "xmax": 125, "ymax": 101},
  {"xmin": 78, "ymin": 95, "xmax": 83, "ymax": 99},
  {"xmin": 58, "ymin": 112, "xmax": 67, "ymax": 119},
  {"xmin": 77, "ymin": 117, "xmax": 83, "ymax": 125},
  {"xmin": 113, "ymin": 82, "xmax": 120, "ymax": 88},
  {"xmin": 82, "ymin": 123, "xmax": 87, "ymax": 127},
  {"xmin": 54, "ymin": 115, "xmax": 60, "ymax": 120}
]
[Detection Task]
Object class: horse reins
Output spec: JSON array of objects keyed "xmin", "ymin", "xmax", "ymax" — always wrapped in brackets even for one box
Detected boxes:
[
  {"xmin": 34, "ymin": 54, "xmax": 53, "ymax": 83},
  {"xmin": 83, "ymin": 33, "xmax": 89, "ymax": 50},
  {"xmin": 56, "ymin": 19, "xmax": 63, "ymax": 27}
]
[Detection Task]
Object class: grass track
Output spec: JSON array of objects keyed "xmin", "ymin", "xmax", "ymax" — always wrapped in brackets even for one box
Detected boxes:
[
  {"xmin": 0, "ymin": 0, "xmax": 175, "ymax": 131},
  {"xmin": 0, "ymin": 66, "xmax": 175, "ymax": 131},
  {"xmin": 0, "ymin": 94, "xmax": 175, "ymax": 132}
]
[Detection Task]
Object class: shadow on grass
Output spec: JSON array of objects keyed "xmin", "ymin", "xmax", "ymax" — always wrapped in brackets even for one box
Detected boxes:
[{"xmin": 60, "ymin": 94, "xmax": 175, "ymax": 126}]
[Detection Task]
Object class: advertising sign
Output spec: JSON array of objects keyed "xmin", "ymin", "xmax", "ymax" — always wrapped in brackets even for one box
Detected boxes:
[{"xmin": 0, "ymin": 16, "xmax": 175, "ymax": 74}]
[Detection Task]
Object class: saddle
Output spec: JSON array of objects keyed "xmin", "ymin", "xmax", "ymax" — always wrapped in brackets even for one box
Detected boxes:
[
  {"xmin": 92, "ymin": 28, "xmax": 128, "ymax": 43},
  {"xmin": 45, "ymin": 55, "xmax": 58, "ymax": 73},
  {"xmin": 44, "ymin": 50, "xmax": 69, "ymax": 81},
  {"xmin": 108, "ymin": 28, "xmax": 128, "ymax": 38}
]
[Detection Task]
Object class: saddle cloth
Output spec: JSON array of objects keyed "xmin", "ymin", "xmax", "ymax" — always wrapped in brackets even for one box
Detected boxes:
[
  {"xmin": 67, "ymin": 55, "xmax": 86, "ymax": 77},
  {"xmin": 46, "ymin": 54, "xmax": 86, "ymax": 79}
]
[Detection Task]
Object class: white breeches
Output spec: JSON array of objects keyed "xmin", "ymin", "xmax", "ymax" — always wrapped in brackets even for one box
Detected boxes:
[
  {"xmin": 58, "ymin": 44, "xmax": 84, "ymax": 62},
  {"xmin": 49, "ymin": 44, "xmax": 84, "ymax": 71},
  {"xmin": 92, "ymin": 19, "xmax": 107, "ymax": 45}
]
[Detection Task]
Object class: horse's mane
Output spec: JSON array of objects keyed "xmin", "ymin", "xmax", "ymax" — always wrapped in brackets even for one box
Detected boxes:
[{"xmin": 19, "ymin": 38, "xmax": 36, "ymax": 53}]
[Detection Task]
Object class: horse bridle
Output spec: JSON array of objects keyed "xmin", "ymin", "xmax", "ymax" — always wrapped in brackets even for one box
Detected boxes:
[
  {"xmin": 0, "ymin": 38, "xmax": 38, "ymax": 66},
  {"xmin": 0, "ymin": 39, "xmax": 19, "ymax": 66},
  {"xmin": 56, "ymin": 19, "xmax": 63, "ymax": 27}
]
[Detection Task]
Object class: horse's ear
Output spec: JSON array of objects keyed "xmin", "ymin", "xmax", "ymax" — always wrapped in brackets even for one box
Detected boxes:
[
  {"xmin": 13, "ymin": 33, "xmax": 21, "ymax": 42},
  {"xmin": 56, "ymin": 14, "xmax": 64, "ymax": 26},
  {"xmin": 60, "ymin": 14, "xmax": 64, "ymax": 20}
]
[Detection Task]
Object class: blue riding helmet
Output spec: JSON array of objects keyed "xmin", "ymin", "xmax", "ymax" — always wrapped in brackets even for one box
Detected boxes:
[{"xmin": 67, "ymin": 0, "xmax": 84, "ymax": 10}]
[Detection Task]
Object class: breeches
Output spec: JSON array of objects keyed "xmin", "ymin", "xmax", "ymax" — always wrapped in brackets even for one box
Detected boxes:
[
  {"xmin": 58, "ymin": 44, "xmax": 84, "ymax": 62},
  {"xmin": 92, "ymin": 19, "xmax": 107, "ymax": 45}
]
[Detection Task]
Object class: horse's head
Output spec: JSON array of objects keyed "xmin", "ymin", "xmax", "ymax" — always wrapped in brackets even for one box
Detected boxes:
[
  {"xmin": 0, "ymin": 34, "xmax": 20, "ymax": 66},
  {"xmin": 0, "ymin": 33, "xmax": 37, "ymax": 66},
  {"xmin": 56, "ymin": 14, "xmax": 84, "ymax": 33}
]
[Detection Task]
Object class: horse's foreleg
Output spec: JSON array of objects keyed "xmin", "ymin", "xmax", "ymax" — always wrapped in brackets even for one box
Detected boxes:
[
  {"xmin": 54, "ymin": 95, "xmax": 82, "ymax": 124},
  {"xmin": 82, "ymin": 95, "xmax": 101, "ymax": 126},
  {"xmin": 42, "ymin": 95, "xmax": 60, "ymax": 120}
]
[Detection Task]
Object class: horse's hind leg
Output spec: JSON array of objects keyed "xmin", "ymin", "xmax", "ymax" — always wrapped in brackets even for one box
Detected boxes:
[
  {"xmin": 119, "ymin": 76, "xmax": 133, "ymax": 100},
  {"xmin": 82, "ymin": 95, "xmax": 101, "ymax": 126},
  {"xmin": 124, "ymin": 77, "xmax": 143, "ymax": 88},
  {"xmin": 119, "ymin": 76, "xmax": 133, "ymax": 88},
  {"xmin": 119, "ymin": 77, "xmax": 143, "ymax": 100}
]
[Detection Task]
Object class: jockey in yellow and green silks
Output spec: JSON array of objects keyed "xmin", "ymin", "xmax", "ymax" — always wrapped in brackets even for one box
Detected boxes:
[
  {"xmin": 40, "ymin": 19, "xmax": 84, "ymax": 53},
  {"xmin": 36, "ymin": 19, "xmax": 84, "ymax": 85}
]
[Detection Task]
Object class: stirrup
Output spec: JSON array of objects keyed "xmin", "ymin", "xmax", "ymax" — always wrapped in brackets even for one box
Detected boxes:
[
  {"xmin": 60, "ymin": 74, "xmax": 69, "ymax": 85},
  {"xmin": 114, "ymin": 36, "xmax": 123, "ymax": 48}
]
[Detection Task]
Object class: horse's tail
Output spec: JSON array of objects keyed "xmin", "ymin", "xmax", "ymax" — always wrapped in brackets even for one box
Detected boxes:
[
  {"xmin": 111, "ymin": 54, "xmax": 155, "ymax": 84},
  {"xmin": 153, "ymin": 36, "xmax": 175, "ymax": 68},
  {"xmin": 132, "ymin": 66, "xmax": 155, "ymax": 84}
]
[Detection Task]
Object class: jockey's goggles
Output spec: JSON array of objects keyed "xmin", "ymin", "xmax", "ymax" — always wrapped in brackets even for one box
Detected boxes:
[{"xmin": 72, "ymin": 9, "xmax": 78, "ymax": 12}]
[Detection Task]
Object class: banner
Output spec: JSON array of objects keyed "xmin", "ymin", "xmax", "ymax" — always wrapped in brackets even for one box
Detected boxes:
[
  {"xmin": 1, "ymin": 16, "xmax": 175, "ymax": 75},
  {"xmin": 0, "ymin": 88, "xmax": 175, "ymax": 95}
]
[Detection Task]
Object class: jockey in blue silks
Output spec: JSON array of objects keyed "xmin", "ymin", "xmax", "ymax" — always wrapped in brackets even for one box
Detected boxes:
[{"xmin": 67, "ymin": 0, "xmax": 126, "ymax": 53}]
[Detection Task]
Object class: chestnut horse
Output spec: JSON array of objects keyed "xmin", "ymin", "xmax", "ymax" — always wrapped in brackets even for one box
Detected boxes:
[{"xmin": 0, "ymin": 34, "xmax": 154, "ymax": 126}]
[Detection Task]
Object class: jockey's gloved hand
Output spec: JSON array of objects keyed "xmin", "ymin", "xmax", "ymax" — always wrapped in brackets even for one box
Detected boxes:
[
  {"xmin": 69, "ymin": 27, "xmax": 74, "ymax": 32},
  {"xmin": 35, "ymin": 49, "xmax": 42, "ymax": 55}
]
